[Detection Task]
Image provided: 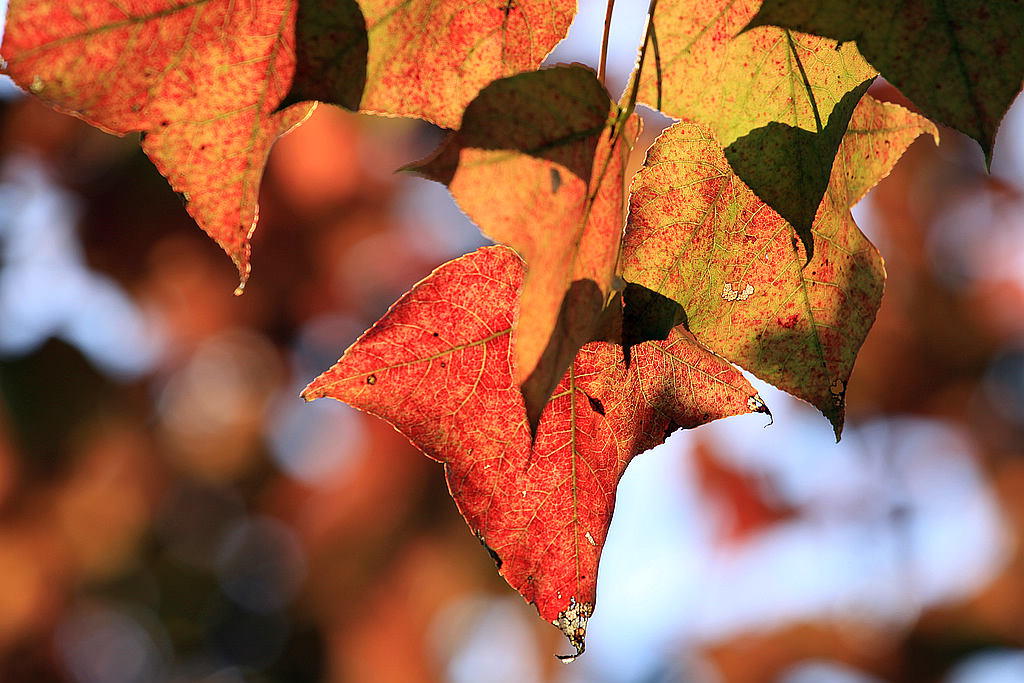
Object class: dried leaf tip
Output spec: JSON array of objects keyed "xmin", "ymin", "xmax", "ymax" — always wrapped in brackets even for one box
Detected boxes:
[
  {"xmin": 747, "ymin": 394, "xmax": 772, "ymax": 423},
  {"xmin": 553, "ymin": 598, "xmax": 593, "ymax": 663}
]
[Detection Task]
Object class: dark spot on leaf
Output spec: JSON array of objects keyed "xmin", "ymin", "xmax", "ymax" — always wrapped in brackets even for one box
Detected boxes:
[
  {"xmin": 160, "ymin": 120, "xmax": 169, "ymax": 127},
  {"xmin": 432, "ymin": 332, "xmax": 439, "ymax": 337},
  {"xmin": 586, "ymin": 394, "xmax": 605, "ymax": 416},
  {"xmin": 366, "ymin": 374, "xmax": 377, "ymax": 385},
  {"xmin": 550, "ymin": 167, "xmax": 561, "ymax": 193},
  {"xmin": 440, "ymin": 361, "xmax": 446, "ymax": 368},
  {"xmin": 778, "ymin": 314, "xmax": 800, "ymax": 329}
]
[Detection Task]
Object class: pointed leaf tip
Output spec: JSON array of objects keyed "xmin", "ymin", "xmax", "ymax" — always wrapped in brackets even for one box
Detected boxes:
[
  {"xmin": 1, "ymin": 0, "xmax": 314, "ymax": 286},
  {"xmin": 724, "ymin": 78, "xmax": 874, "ymax": 262}
]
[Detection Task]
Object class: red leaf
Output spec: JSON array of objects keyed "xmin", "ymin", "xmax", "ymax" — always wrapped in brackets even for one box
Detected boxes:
[
  {"xmin": 1, "ymin": 0, "xmax": 314, "ymax": 288},
  {"xmin": 303, "ymin": 245, "xmax": 768, "ymax": 658}
]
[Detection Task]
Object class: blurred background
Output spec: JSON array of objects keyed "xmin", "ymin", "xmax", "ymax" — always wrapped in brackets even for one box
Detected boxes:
[{"xmin": 2, "ymin": 2, "xmax": 1024, "ymax": 682}]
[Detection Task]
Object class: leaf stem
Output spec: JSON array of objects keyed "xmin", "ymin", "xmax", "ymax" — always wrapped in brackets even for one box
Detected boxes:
[
  {"xmin": 620, "ymin": 0, "xmax": 659, "ymax": 119},
  {"xmin": 598, "ymin": 0, "xmax": 616, "ymax": 86},
  {"xmin": 649, "ymin": 21, "xmax": 662, "ymax": 113}
]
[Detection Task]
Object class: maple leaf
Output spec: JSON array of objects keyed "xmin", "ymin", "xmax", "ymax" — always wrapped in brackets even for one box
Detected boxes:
[
  {"xmin": 288, "ymin": 0, "xmax": 576, "ymax": 129},
  {"xmin": 621, "ymin": 96, "xmax": 937, "ymax": 437},
  {"xmin": 748, "ymin": 0, "xmax": 1024, "ymax": 165},
  {"xmin": 302, "ymin": 245, "xmax": 768, "ymax": 659},
  {"xmin": 1, "ymin": 0, "xmax": 314, "ymax": 289},
  {"xmin": 636, "ymin": 0, "xmax": 876, "ymax": 248},
  {"xmin": 408, "ymin": 65, "xmax": 641, "ymax": 434}
]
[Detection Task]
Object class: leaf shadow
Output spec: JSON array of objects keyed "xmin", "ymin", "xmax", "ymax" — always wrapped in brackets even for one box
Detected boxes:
[
  {"xmin": 405, "ymin": 65, "xmax": 612, "ymax": 185},
  {"xmin": 521, "ymin": 277, "xmax": 605, "ymax": 437},
  {"xmin": 280, "ymin": 0, "xmax": 368, "ymax": 112},
  {"xmin": 724, "ymin": 78, "xmax": 873, "ymax": 262}
]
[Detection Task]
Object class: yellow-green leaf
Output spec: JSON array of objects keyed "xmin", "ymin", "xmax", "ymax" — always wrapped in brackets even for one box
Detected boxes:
[
  {"xmin": 622, "ymin": 96, "xmax": 937, "ymax": 437},
  {"xmin": 639, "ymin": 0, "xmax": 875, "ymax": 146}
]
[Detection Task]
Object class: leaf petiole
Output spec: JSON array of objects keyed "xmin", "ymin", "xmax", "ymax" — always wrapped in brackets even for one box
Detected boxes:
[
  {"xmin": 598, "ymin": 0, "xmax": 616, "ymax": 86},
  {"xmin": 619, "ymin": 0, "xmax": 659, "ymax": 119}
]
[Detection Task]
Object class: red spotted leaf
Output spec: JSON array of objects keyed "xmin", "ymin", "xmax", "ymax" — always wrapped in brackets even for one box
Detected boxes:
[
  {"xmin": 302, "ymin": 245, "xmax": 767, "ymax": 659},
  {"xmin": 287, "ymin": 0, "xmax": 575, "ymax": 126},
  {"xmin": 622, "ymin": 97, "xmax": 937, "ymax": 437},
  {"xmin": 408, "ymin": 65, "xmax": 641, "ymax": 433},
  {"xmin": 1, "ymin": 0, "xmax": 314, "ymax": 288}
]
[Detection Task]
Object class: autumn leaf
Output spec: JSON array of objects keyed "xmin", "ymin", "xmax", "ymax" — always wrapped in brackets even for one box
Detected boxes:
[
  {"xmin": 622, "ymin": 96, "xmax": 937, "ymax": 437},
  {"xmin": 408, "ymin": 65, "xmax": 641, "ymax": 434},
  {"xmin": 1, "ymin": 0, "xmax": 314, "ymax": 289},
  {"xmin": 287, "ymin": 0, "xmax": 576, "ymax": 128},
  {"xmin": 637, "ymin": 0, "xmax": 875, "ymax": 242},
  {"xmin": 748, "ymin": 0, "xmax": 1024, "ymax": 165},
  {"xmin": 302, "ymin": 245, "xmax": 768, "ymax": 659}
]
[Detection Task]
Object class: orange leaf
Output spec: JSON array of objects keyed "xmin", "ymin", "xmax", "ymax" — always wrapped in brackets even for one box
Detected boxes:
[
  {"xmin": 303, "ymin": 245, "xmax": 767, "ymax": 659},
  {"xmin": 1, "ymin": 0, "xmax": 314, "ymax": 288},
  {"xmin": 409, "ymin": 65, "xmax": 640, "ymax": 432}
]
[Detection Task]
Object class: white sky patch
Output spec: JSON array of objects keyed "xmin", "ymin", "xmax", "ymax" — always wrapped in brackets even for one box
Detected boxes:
[{"xmin": 0, "ymin": 155, "xmax": 164, "ymax": 377}]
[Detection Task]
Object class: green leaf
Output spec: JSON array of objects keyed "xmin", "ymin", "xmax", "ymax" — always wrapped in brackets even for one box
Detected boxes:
[
  {"xmin": 622, "ymin": 96, "xmax": 937, "ymax": 437},
  {"xmin": 747, "ymin": 0, "xmax": 1024, "ymax": 165}
]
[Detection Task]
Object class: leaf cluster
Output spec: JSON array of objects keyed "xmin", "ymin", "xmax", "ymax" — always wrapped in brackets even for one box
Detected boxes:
[{"xmin": 2, "ymin": 0, "xmax": 1020, "ymax": 659}]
